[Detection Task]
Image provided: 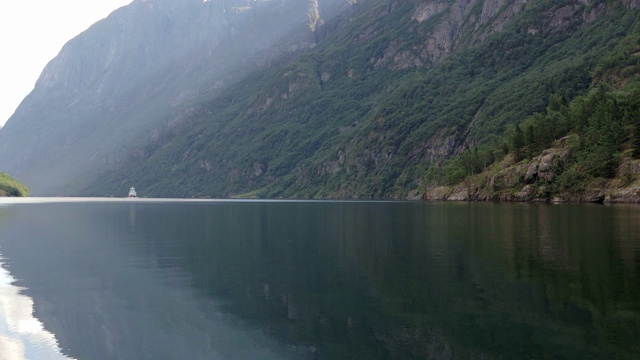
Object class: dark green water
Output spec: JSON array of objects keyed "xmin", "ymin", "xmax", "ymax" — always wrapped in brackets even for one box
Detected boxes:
[{"xmin": 0, "ymin": 199, "xmax": 638, "ymax": 359}]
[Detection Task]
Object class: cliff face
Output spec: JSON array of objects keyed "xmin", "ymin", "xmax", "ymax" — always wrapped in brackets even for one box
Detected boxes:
[
  {"xmin": 88, "ymin": 0, "xmax": 639, "ymax": 199},
  {"xmin": 1, "ymin": 0, "xmax": 638, "ymax": 198},
  {"xmin": 0, "ymin": 0, "xmax": 345, "ymax": 195}
]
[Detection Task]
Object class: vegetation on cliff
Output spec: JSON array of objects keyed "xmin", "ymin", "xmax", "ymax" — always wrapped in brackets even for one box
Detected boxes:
[
  {"xmin": 1, "ymin": 0, "xmax": 638, "ymax": 199},
  {"xmin": 0, "ymin": 172, "xmax": 29, "ymax": 197},
  {"xmin": 424, "ymin": 76, "xmax": 640, "ymax": 202},
  {"xmin": 421, "ymin": 0, "xmax": 640, "ymax": 203},
  {"xmin": 0, "ymin": 0, "xmax": 347, "ymax": 195},
  {"xmin": 84, "ymin": 0, "xmax": 640, "ymax": 199}
]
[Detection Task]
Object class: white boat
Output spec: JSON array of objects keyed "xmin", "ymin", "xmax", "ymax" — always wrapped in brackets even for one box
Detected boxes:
[{"xmin": 128, "ymin": 186, "xmax": 137, "ymax": 198}]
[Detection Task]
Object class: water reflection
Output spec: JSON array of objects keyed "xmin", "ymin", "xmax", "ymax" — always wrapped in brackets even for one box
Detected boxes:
[
  {"xmin": 0, "ymin": 200, "xmax": 638, "ymax": 359},
  {"xmin": 116, "ymin": 201, "xmax": 640, "ymax": 358},
  {"xmin": 0, "ymin": 201, "xmax": 302, "ymax": 360},
  {"xmin": 0, "ymin": 258, "xmax": 73, "ymax": 359}
]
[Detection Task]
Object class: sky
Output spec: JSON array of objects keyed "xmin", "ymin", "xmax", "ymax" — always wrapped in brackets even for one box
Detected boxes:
[{"xmin": 0, "ymin": 0, "xmax": 133, "ymax": 127}]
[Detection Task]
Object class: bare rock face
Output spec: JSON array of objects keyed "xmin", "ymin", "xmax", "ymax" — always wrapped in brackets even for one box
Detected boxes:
[
  {"xmin": 604, "ymin": 159, "xmax": 640, "ymax": 203},
  {"xmin": 607, "ymin": 186, "xmax": 640, "ymax": 203},
  {"xmin": 377, "ymin": 0, "xmax": 531, "ymax": 70},
  {"xmin": 524, "ymin": 162, "xmax": 539, "ymax": 184},
  {"xmin": 514, "ymin": 184, "xmax": 536, "ymax": 201},
  {"xmin": 489, "ymin": 163, "xmax": 527, "ymax": 192},
  {"xmin": 412, "ymin": 1, "xmax": 450, "ymax": 22},
  {"xmin": 522, "ymin": 149, "xmax": 569, "ymax": 184},
  {"xmin": 624, "ymin": 0, "xmax": 640, "ymax": 9},
  {"xmin": 423, "ymin": 186, "xmax": 454, "ymax": 200}
]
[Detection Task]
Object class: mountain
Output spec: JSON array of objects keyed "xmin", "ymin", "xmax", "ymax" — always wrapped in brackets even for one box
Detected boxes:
[
  {"xmin": 1, "ymin": 0, "xmax": 639, "ymax": 198},
  {"xmin": 0, "ymin": 0, "xmax": 347, "ymax": 195}
]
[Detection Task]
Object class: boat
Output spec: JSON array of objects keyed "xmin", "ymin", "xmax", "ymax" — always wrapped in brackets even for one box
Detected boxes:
[{"xmin": 128, "ymin": 186, "xmax": 137, "ymax": 198}]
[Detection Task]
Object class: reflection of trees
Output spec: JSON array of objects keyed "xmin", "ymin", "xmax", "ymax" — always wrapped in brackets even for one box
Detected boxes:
[
  {"xmin": 125, "ymin": 202, "xmax": 640, "ymax": 359},
  {"xmin": 125, "ymin": 202, "xmax": 484, "ymax": 358},
  {"xmin": 387, "ymin": 203, "xmax": 640, "ymax": 359}
]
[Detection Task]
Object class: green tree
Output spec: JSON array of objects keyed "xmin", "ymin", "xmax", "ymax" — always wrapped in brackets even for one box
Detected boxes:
[
  {"xmin": 0, "ymin": 173, "xmax": 29, "ymax": 197},
  {"xmin": 512, "ymin": 125, "xmax": 525, "ymax": 161}
]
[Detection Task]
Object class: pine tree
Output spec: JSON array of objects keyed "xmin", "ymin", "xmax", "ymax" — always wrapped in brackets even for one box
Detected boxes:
[{"xmin": 512, "ymin": 125, "xmax": 525, "ymax": 161}]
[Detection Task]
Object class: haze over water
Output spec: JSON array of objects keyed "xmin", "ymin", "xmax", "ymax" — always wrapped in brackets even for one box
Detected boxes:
[{"xmin": 0, "ymin": 198, "xmax": 638, "ymax": 359}]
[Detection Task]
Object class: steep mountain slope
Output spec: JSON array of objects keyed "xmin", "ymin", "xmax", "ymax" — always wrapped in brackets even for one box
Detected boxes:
[
  {"xmin": 0, "ymin": 0, "xmax": 347, "ymax": 195},
  {"xmin": 1, "ymin": 0, "xmax": 639, "ymax": 198},
  {"xmin": 86, "ymin": 0, "xmax": 640, "ymax": 198}
]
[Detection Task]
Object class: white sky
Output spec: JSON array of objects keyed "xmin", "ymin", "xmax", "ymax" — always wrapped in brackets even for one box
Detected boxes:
[{"xmin": 0, "ymin": 1, "xmax": 133, "ymax": 126}]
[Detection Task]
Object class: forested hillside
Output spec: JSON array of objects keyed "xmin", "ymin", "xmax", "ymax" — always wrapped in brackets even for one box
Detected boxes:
[
  {"xmin": 1, "ymin": 0, "xmax": 638, "ymax": 199},
  {"xmin": 424, "ymin": 79, "xmax": 640, "ymax": 203},
  {"xmin": 85, "ymin": 0, "xmax": 640, "ymax": 199},
  {"xmin": 0, "ymin": 173, "xmax": 29, "ymax": 197}
]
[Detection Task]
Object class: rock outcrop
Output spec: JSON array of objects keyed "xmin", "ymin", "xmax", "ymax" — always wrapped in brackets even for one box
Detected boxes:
[{"xmin": 423, "ymin": 142, "xmax": 640, "ymax": 204}]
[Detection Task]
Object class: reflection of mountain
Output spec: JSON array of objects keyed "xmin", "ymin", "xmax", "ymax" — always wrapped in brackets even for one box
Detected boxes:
[
  {"xmin": 115, "ymin": 202, "xmax": 640, "ymax": 358},
  {"xmin": 0, "ymin": 203, "xmax": 297, "ymax": 360},
  {"xmin": 0, "ymin": 201, "xmax": 638, "ymax": 359}
]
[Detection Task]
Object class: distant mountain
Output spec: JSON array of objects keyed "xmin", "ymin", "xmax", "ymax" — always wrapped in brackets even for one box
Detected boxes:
[
  {"xmin": 0, "ymin": 0, "xmax": 347, "ymax": 195},
  {"xmin": 1, "ymin": 0, "xmax": 639, "ymax": 198}
]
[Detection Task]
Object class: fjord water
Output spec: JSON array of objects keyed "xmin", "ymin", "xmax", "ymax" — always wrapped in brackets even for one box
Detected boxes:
[{"xmin": 0, "ymin": 200, "xmax": 638, "ymax": 359}]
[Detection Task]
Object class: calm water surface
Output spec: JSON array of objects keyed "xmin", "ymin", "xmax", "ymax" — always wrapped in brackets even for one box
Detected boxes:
[{"xmin": 0, "ymin": 199, "xmax": 638, "ymax": 359}]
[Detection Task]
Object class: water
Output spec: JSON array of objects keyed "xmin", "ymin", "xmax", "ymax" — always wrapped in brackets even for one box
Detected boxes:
[{"xmin": 0, "ymin": 198, "xmax": 638, "ymax": 359}]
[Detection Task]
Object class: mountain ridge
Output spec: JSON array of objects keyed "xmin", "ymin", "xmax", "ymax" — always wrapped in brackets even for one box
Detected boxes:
[
  {"xmin": 1, "ymin": 0, "xmax": 639, "ymax": 199},
  {"xmin": 0, "ymin": 0, "xmax": 346, "ymax": 195}
]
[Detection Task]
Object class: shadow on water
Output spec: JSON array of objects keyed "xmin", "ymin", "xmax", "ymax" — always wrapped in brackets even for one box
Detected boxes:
[{"xmin": 0, "ymin": 200, "xmax": 638, "ymax": 359}]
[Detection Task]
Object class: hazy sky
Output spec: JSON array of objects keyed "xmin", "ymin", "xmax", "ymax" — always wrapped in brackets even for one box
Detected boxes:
[{"xmin": 0, "ymin": 0, "xmax": 133, "ymax": 126}]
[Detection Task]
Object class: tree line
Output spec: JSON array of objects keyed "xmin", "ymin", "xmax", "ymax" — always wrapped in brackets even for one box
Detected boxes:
[
  {"xmin": 0, "ymin": 172, "xmax": 29, "ymax": 197},
  {"xmin": 426, "ymin": 80, "xmax": 640, "ymax": 192}
]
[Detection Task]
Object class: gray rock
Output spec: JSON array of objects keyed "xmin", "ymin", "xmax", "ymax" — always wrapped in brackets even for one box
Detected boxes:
[{"xmin": 524, "ymin": 161, "xmax": 538, "ymax": 183}]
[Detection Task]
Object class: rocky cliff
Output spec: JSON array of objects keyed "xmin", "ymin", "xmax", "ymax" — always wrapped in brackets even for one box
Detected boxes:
[
  {"xmin": 88, "ymin": 0, "xmax": 640, "ymax": 199},
  {"xmin": 1, "ymin": 0, "xmax": 638, "ymax": 198},
  {"xmin": 424, "ymin": 145, "xmax": 640, "ymax": 204}
]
